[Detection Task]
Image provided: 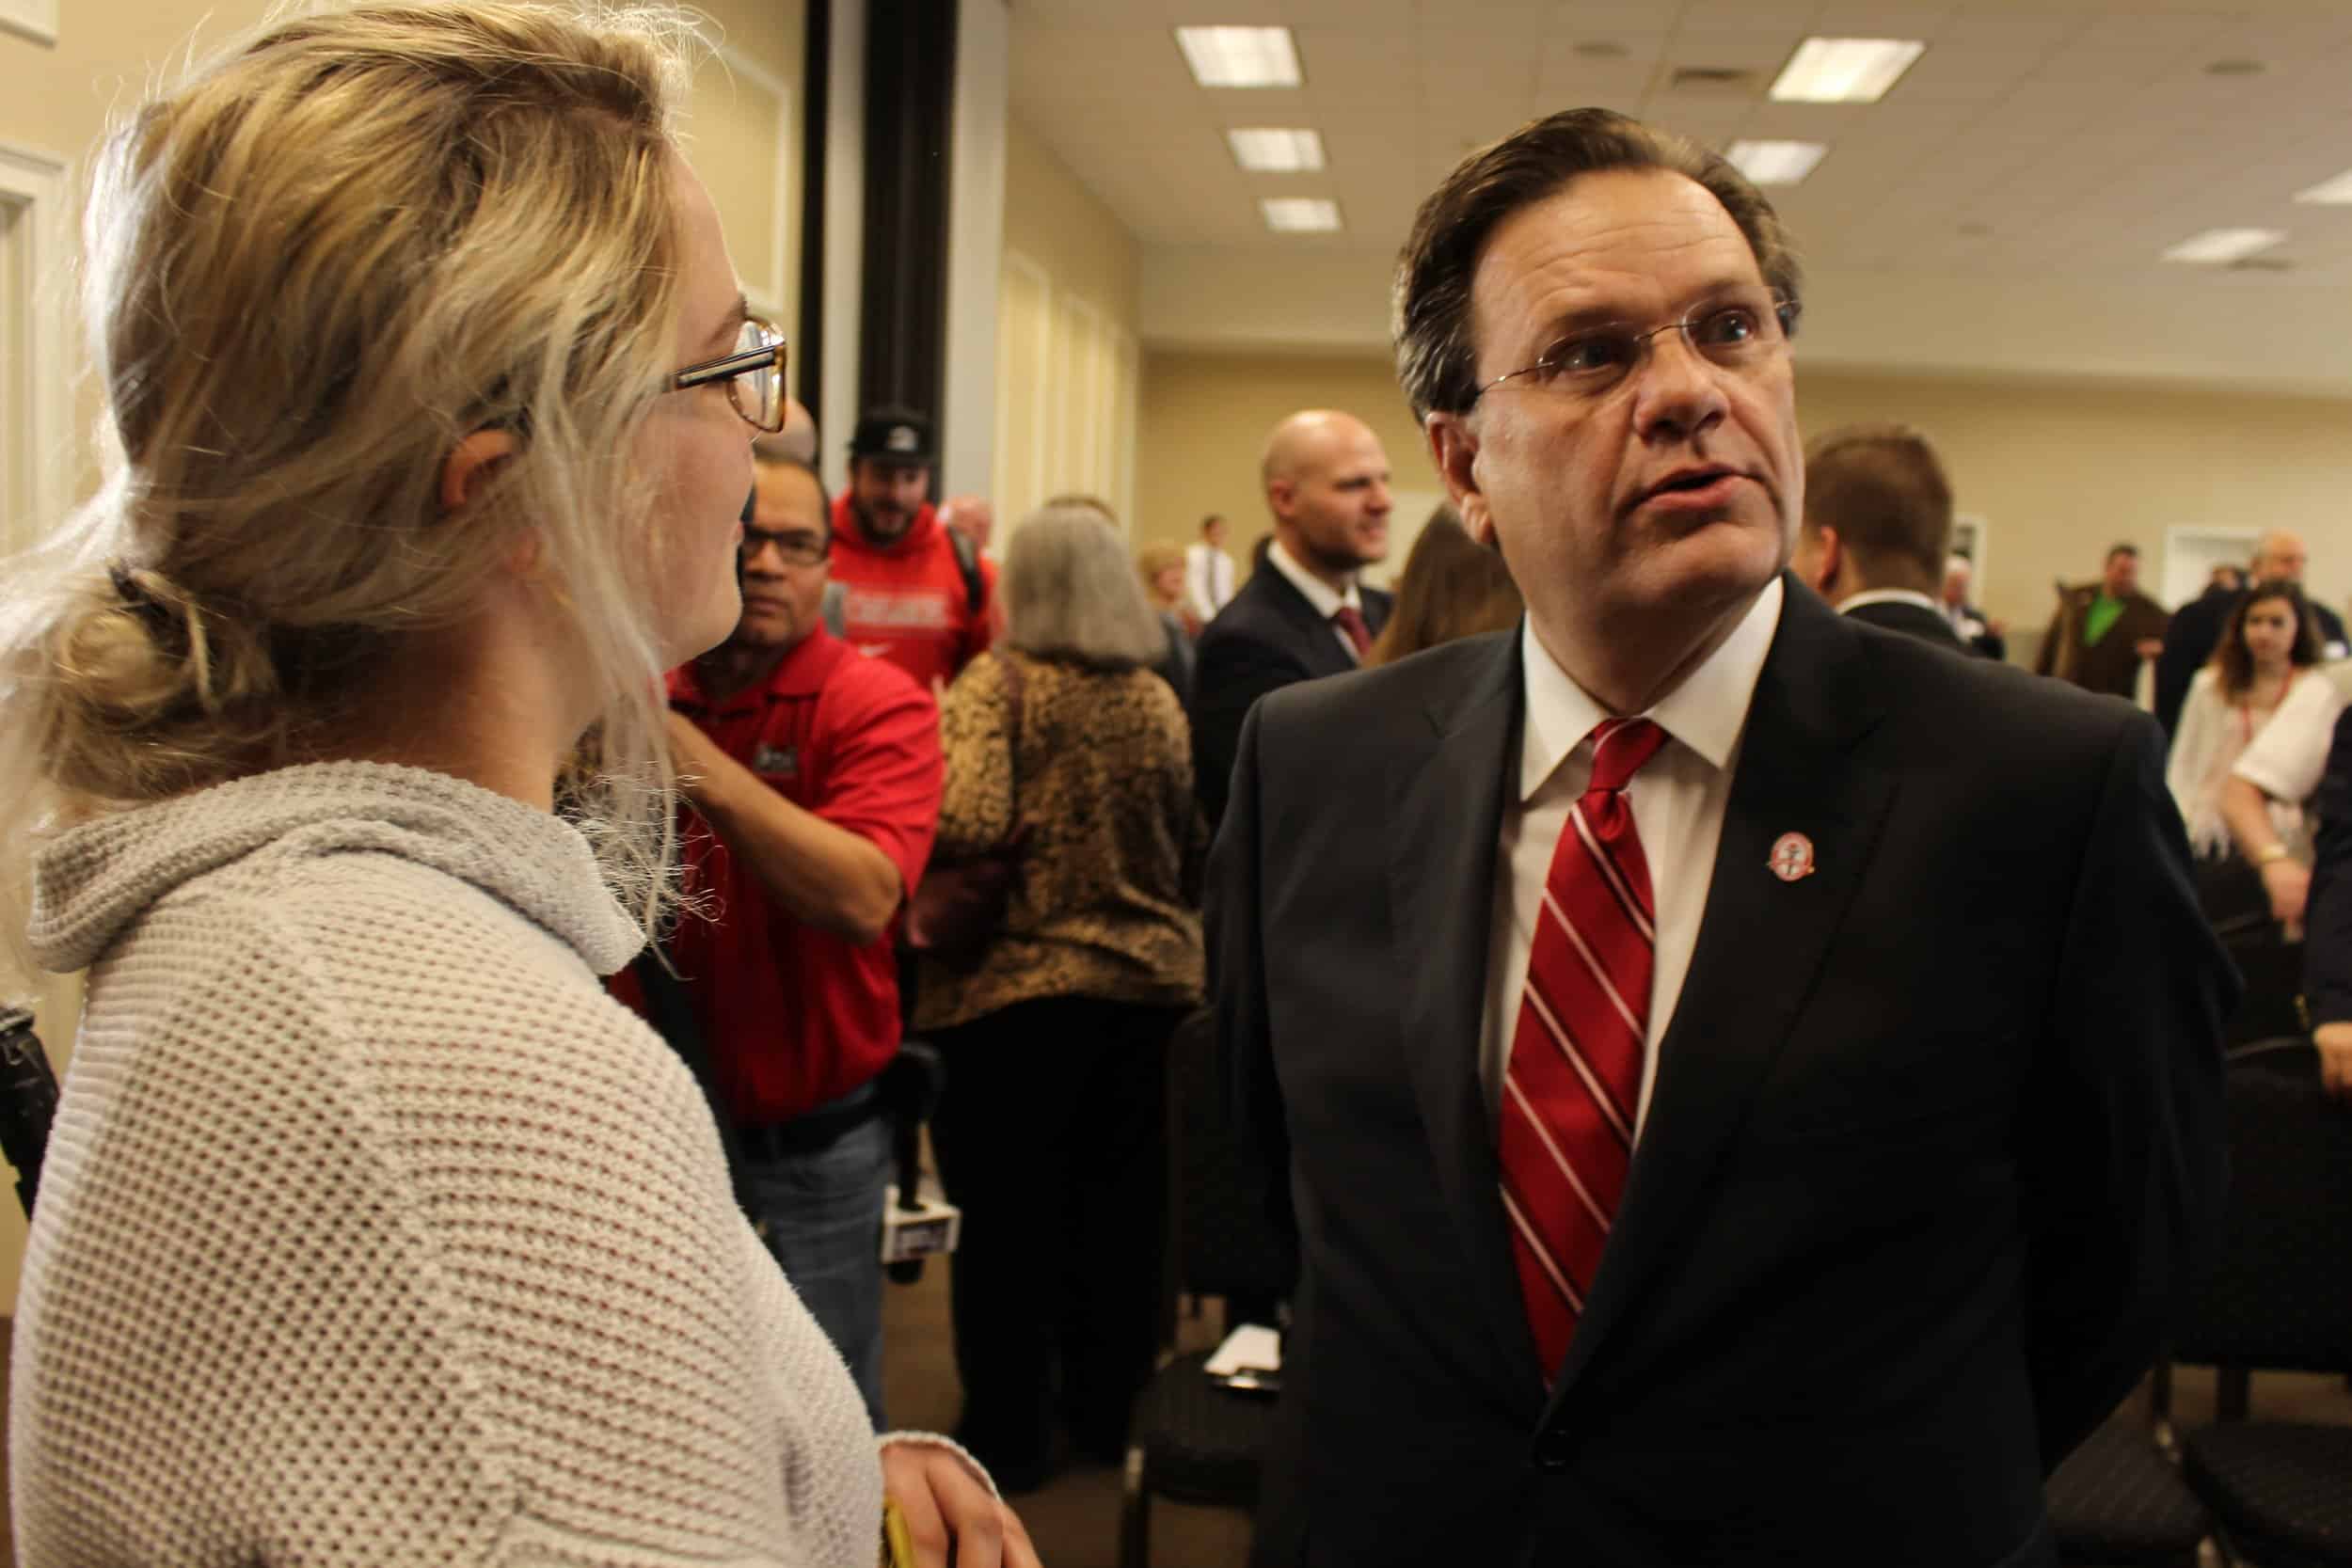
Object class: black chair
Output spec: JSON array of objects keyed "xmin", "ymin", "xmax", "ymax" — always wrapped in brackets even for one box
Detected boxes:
[
  {"xmin": 2173, "ymin": 1047, "xmax": 2352, "ymax": 1567},
  {"xmin": 1120, "ymin": 1007, "xmax": 1294, "ymax": 1568},
  {"xmin": 2044, "ymin": 1413, "xmax": 2213, "ymax": 1567}
]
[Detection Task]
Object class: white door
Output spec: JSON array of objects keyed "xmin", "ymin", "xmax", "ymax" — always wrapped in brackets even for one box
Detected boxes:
[{"xmin": 2162, "ymin": 528, "xmax": 2256, "ymax": 611}]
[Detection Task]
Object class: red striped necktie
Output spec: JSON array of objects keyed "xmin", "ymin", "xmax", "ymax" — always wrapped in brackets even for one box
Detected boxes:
[
  {"xmin": 1497, "ymin": 715, "xmax": 1669, "ymax": 1383},
  {"xmin": 1331, "ymin": 606, "xmax": 1374, "ymax": 659}
]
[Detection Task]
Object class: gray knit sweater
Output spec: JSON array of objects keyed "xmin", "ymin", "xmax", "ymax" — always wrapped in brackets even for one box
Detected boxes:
[{"xmin": 13, "ymin": 762, "xmax": 890, "ymax": 1565}]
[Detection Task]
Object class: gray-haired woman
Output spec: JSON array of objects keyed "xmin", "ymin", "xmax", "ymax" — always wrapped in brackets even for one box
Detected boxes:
[{"xmin": 916, "ymin": 505, "xmax": 1207, "ymax": 1490}]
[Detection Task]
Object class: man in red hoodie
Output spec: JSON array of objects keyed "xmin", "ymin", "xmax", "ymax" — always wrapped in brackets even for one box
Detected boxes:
[{"xmin": 828, "ymin": 407, "xmax": 997, "ymax": 690}]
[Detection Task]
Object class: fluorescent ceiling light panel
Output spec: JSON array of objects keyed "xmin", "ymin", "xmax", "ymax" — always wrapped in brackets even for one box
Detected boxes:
[
  {"xmin": 1769, "ymin": 38, "xmax": 1926, "ymax": 103},
  {"xmin": 2294, "ymin": 169, "xmax": 2352, "ymax": 204},
  {"xmin": 1228, "ymin": 127, "xmax": 1327, "ymax": 172},
  {"xmin": 1176, "ymin": 26, "xmax": 1301, "ymax": 88},
  {"xmin": 1262, "ymin": 198, "xmax": 1342, "ymax": 232},
  {"xmin": 2161, "ymin": 228, "xmax": 2287, "ymax": 263},
  {"xmin": 1725, "ymin": 139, "xmax": 1829, "ymax": 185}
]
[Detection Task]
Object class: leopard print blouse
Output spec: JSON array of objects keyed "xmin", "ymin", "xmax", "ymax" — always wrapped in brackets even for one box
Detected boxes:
[{"xmin": 913, "ymin": 649, "xmax": 1206, "ymax": 1032}]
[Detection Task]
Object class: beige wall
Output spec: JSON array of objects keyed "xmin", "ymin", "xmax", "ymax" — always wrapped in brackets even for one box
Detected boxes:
[
  {"xmin": 0, "ymin": 0, "xmax": 804, "ymax": 525},
  {"xmin": 0, "ymin": 0, "xmax": 804, "ymax": 1314},
  {"xmin": 1135, "ymin": 349, "xmax": 1442, "ymax": 566},
  {"xmin": 1136, "ymin": 349, "xmax": 2352, "ymax": 648},
  {"xmin": 993, "ymin": 116, "xmax": 1140, "ymax": 531}
]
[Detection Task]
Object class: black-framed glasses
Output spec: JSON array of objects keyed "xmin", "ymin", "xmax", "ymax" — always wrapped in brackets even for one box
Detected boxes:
[
  {"xmin": 1473, "ymin": 288, "xmax": 1800, "ymax": 404},
  {"xmin": 674, "ymin": 316, "xmax": 788, "ymax": 432},
  {"xmin": 739, "ymin": 525, "xmax": 830, "ymax": 568}
]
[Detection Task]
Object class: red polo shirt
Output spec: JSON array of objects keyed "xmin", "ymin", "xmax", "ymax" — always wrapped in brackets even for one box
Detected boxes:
[
  {"xmin": 827, "ymin": 493, "xmax": 997, "ymax": 690},
  {"xmin": 664, "ymin": 627, "xmax": 941, "ymax": 1124}
]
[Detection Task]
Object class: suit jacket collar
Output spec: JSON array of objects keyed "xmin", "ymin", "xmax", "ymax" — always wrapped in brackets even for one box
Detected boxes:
[
  {"xmin": 1245, "ymin": 560, "xmax": 1361, "ymax": 678},
  {"xmin": 1381, "ymin": 577, "xmax": 1899, "ymax": 1414}
]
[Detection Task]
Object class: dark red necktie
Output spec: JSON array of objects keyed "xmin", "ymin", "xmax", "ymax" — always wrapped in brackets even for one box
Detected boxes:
[
  {"xmin": 1331, "ymin": 606, "xmax": 1373, "ymax": 659},
  {"xmin": 1497, "ymin": 716, "xmax": 1669, "ymax": 1382}
]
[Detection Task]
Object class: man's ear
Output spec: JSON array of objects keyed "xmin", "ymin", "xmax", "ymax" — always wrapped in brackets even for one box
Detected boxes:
[
  {"xmin": 1799, "ymin": 523, "xmax": 1840, "ymax": 594},
  {"xmin": 439, "ymin": 429, "xmax": 518, "ymax": 515},
  {"xmin": 1428, "ymin": 411, "xmax": 1493, "ymax": 545}
]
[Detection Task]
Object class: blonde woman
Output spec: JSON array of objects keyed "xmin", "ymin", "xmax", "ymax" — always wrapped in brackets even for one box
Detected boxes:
[
  {"xmin": 0, "ymin": 6, "xmax": 1034, "ymax": 1565},
  {"xmin": 918, "ymin": 507, "xmax": 1205, "ymax": 1490}
]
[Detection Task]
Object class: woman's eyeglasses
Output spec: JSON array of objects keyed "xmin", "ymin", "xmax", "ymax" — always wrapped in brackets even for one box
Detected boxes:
[{"xmin": 673, "ymin": 317, "xmax": 788, "ymax": 433}]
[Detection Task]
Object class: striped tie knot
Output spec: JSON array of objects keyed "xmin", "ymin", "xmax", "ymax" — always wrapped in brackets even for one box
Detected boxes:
[{"xmin": 1586, "ymin": 718, "xmax": 1666, "ymax": 793}]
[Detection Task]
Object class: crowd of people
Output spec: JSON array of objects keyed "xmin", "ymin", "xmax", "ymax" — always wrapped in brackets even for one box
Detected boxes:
[{"xmin": 0, "ymin": 2, "xmax": 2341, "ymax": 1565}]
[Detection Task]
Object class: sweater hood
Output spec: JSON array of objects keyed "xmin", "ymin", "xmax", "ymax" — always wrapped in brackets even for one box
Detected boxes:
[{"xmin": 28, "ymin": 761, "xmax": 644, "ymax": 977}]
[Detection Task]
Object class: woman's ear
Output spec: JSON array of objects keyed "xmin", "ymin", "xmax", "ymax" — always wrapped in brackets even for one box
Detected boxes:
[
  {"xmin": 1427, "ymin": 411, "xmax": 1493, "ymax": 545},
  {"xmin": 438, "ymin": 429, "xmax": 518, "ymax": 515}
]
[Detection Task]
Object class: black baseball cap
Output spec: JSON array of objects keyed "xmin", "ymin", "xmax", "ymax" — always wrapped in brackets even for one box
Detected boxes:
[{"xmin": 848, "ymin": 407, "xmax": 935, "ymax": 466}]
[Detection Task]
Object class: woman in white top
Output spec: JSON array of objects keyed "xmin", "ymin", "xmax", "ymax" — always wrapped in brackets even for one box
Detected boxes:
[
  {"xmin": 2166, "ymin": 581, "xmax": 2324, "ymax": 860},
  {"xmin": 0, "ymin": 6, "xmax": 1033, "ymax": 1565}
]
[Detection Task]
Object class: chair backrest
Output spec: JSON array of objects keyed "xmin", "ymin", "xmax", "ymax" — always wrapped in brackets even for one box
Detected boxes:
[
  {"xmin": 2173, "ymin": 1049, "xmax": 2352, "ymax": 1371},
  {"xmin": 1167, "ymin": 1007, "xmax": 1294, "ymax": 1302}
]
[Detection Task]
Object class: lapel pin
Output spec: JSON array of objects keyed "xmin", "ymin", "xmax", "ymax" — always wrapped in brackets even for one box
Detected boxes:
[{"xmin": 1768, "ymin": 832, "xmax": 1816, "ymax": 883}]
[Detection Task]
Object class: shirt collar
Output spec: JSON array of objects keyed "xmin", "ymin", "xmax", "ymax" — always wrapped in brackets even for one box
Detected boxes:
[
  {"xmin": 1835, "ymin": 587, "xmax": 1942, "ymax": 616},
  {"xmin": 1518, "ymin": 577, "xmax": 1784, "ymax": 803},
  {"xmin": 671, "ymin": 626, "xmax": 841, "ymax": 711},
  {"xmin": 1266, "ymin": 538, "xmax": 1362, "ymax": 619}
]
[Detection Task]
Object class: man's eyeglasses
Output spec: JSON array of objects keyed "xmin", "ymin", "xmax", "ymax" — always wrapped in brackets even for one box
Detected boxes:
[
  {"xmin": 1473, "ymin": 288, "xmax": 1800, "ymax": 404},
  {"xmin": 740, "ymin": 526, "xmax": 830, "ymax": 567},
  {"xmin": 674, "ymin": 317, "xmax": 788, "ymax": 432}
]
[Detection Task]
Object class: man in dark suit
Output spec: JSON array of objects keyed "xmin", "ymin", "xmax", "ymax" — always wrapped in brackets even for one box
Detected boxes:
[
  {"xmin": 1788, "ymin": 422, "xmax": 1973, "ymax": 651},
  {"xmin": 2036, "ymin": 544, "xmax": 2169, "ymax": 699},
  {"xmin": 2154, "ymin": 531, "xmax": 2349, "ymax": 737},
  {"xmin": 1190, "ymin": 409, "xmax": 1394, "ymax": 825},
  {"xmin": 1941, "ymin": 554, "xmax": 2009, "ymax": 659},
  {"xmin": 1211, "ymin": 109, "xmax": 2232, "ymax": 1568}
]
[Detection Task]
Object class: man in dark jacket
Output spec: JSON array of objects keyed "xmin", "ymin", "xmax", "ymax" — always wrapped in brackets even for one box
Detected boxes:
[
  {"xmin": 2037, "ymin": 544, "xmax": 2169, "ymax": 699},
  {"xmin": 1789, "ymin": 423, "xmax": 1974, "ymax": 651}
]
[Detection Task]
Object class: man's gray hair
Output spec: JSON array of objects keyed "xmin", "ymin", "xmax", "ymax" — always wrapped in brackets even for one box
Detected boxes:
[
  {"xmin": 1392, "ymin": 107, "xmax": 1801, "ymax": 421},
  {"xmin": 1002, "ymin": 505, "xmax": 1168, "ymax": 669}
]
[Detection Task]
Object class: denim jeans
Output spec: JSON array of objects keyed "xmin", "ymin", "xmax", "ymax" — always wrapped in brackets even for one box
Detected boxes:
[{"xmin": 739, "ymin": 1098, "xmax": 894, "ymax": 1429}]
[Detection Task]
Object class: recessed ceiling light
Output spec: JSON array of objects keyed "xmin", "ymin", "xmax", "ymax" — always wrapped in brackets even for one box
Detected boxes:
[
  {"xmin": 1769, "ymin": 38, "xmax": 1927, "ymax": 103},
  {"xmin": 1228, "ymin": 128, "xmax": 1326, "ymax": 172},
  {"xmin": 2162, "ymin": 228, "xmax": 2287, "ymax": 263},
  {"xmin": 1175, "ymin": 26, "xmax": 1301, "ymax": 88},
  {"xmin": 1725, "ymin": 140, "xmax": 1828, "ymax": 185},
  {"xmin": 2295, "ymin": 168, "xmax": 2352, "ymax": 204},
  {"xmin": 1262, "ymin": 198, "xmax": 1342, "ymax": 233}
]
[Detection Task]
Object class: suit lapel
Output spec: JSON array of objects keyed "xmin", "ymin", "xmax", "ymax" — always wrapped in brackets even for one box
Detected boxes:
[
  {"xmin": 1546, "ymin": 580, "xmax": 1899, "ymax": 1403},
  {"xmin": 1385, "ymin": 633, "xmax": 1541, "ymax": 1403},
  {"xmin": 1258, "ymin": 562, "xmax": 1357, "ymax": 678}
]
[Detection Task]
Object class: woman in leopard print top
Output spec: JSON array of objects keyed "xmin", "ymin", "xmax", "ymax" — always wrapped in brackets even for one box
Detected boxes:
[{"xmin": 916, "ymin": 504, "xmax": 1204, "ymax": 1489}]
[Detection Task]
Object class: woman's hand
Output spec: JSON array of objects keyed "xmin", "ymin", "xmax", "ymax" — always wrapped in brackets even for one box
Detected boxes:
[
  {"xmin": 881, "ymin": 1441, "xmax": 1043, "ymax": 1568},
  {"xmin": 2260, "ymin": 855, "xmax": 2311, "ymax": 929}
]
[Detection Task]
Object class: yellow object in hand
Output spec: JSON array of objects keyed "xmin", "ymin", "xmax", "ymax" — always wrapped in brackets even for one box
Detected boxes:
[{"xmin": 880, "ymin": 1497, "xmax": 915, "ymax": 1568}]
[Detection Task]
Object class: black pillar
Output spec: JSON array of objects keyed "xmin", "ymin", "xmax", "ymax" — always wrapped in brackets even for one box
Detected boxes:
[
  {"xmin": 794, "ymin": 0, "xmax": 831, "ymax": 413},
  {"xmin": 857, "ymin": 0, "xmax": 958, "ymax": 473}
]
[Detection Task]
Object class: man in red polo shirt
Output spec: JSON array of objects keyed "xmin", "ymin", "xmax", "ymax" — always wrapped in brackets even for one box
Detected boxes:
[
  {"xmin": 828, "ymin": 406, "xmax": 997, "ymax": 690},
  {"xmin": 661, "ymin": 451, "xmax": 941, "ymax": 1425}
]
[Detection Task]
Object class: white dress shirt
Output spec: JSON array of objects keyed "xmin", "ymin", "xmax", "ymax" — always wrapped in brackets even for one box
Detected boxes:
[
  {"xmin": 1478, "ymin": 578, "xmax": 1786, "ymax": 1136},
  {"xmin": 1264, "ymin": 539, "xmax": 1368, "ymax": 663},
  {"xmin": 1836, "ymin": 587, "xmax": 1943, "ymax": 617},
  {"xmin": 1184, "ymin": 541, "xmax": 1236, "ymax": 624}
]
